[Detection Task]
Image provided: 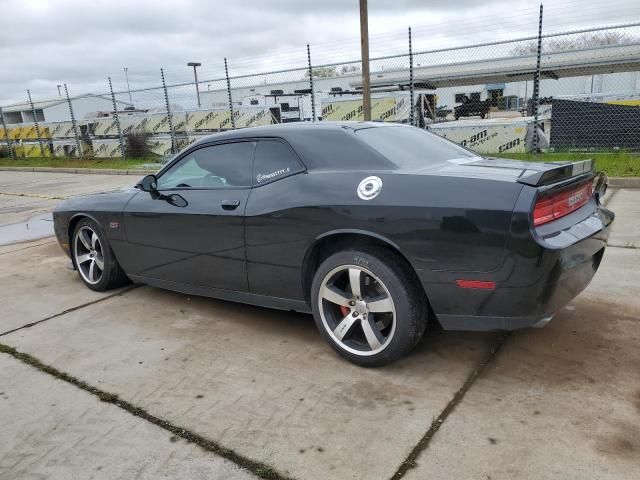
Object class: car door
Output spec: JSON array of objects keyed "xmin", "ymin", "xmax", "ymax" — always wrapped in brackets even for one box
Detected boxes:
[
  {"xmin": 245, "ymin": 139, "xmax": 307, "ymax": 299},
  {"xmin": 122, "ymin": 140, "xmax": 255, "ymax": 292}
]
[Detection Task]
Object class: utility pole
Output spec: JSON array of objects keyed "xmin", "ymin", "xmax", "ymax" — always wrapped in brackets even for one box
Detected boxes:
[
  {"xmin": 359, "ymin": 0, "xmax": 371, "ymax": 121},
  {"xmin": 187, "ymin": 62, "xmax": 202, "ymax": 108}
]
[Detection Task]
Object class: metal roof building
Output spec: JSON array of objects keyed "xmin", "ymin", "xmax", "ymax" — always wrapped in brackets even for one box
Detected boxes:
[{"xmin": 1, "ymin": 94, "xmax": 132, "ymax": 125}]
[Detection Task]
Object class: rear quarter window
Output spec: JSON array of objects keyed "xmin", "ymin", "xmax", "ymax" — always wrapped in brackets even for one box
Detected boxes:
[
  {"xmin": 356, "ymin": 126, "xmax": 479, "ymax": 169},
  {"xmin": 253, "ymin": 140, "xmax": 304, "ymax": 186}
]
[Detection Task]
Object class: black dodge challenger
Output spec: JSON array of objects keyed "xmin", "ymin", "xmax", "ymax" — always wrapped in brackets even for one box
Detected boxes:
[{"xmin": 53, "ymin": 122, "xmax": 613, "ymax": 366}]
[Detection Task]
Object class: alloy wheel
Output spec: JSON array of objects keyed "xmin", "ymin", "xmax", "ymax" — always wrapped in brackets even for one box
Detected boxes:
[
  {"xmin": 318, "ymin": 265, "xmax": 396, "ymax": 356},
  {"xmin": 74, "ymin": 226, "xmax": 104, "ymax": 285}
]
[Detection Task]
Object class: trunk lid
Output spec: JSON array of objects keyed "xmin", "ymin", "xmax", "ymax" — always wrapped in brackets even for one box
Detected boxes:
[{"xmin": 425, "ymin": 157, "xmax": 595, "ymax": 186}]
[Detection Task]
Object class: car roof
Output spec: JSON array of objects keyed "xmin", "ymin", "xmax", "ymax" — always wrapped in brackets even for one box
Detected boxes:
[{"xmin": 189, "ymin": 121, "xmax": 401, "ymax": 148}]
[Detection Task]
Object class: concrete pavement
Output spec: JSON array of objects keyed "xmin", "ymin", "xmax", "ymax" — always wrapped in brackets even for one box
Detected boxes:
[
  {"xmin": 403, "ymin": 247, "xmax": 640, "ymax": 480},
  {"xmin": 0, "ymin": 170, "xmax": 638, "ymax": 479},
  {"xmin": 0, "ymin": 171, "xmax": 134, "ymax": 245},
  {"xmin": 0, "ymin": 355, "xmax": 255, "ymax": 480}
]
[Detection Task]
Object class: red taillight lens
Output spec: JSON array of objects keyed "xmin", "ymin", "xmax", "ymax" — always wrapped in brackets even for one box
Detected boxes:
[
  {"xmin": 455, "ymin": 279, "xmax": 496, "ymax": 290},
  {"xmin": 533, "ymin": 181, "xmax": 593, "ymax": 226}
]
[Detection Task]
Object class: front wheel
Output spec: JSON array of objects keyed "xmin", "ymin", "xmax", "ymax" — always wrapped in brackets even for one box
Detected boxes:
[
  {"xmin": 72, "ymin": 218, "xmax": 128, "ymax": 291},
  {"xmin": 311, "ymin": 249, "xmax": 428, "ymax": 367}
]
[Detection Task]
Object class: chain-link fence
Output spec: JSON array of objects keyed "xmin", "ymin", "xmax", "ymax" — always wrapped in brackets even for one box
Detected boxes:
[{"xmin": 1, "ymin": 13, "xmax": 639, "ymax": 167}]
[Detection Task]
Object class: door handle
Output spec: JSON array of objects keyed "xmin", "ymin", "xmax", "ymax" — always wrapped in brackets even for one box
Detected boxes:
[{"xmin": 221, "ymin": 199, "xmax": 241, "ymax": 210}]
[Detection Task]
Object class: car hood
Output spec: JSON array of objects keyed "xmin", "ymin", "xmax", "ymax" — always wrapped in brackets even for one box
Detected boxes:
[{"xmin": 54, "ymin": 186, "xmax": 138, "ymax": 212}]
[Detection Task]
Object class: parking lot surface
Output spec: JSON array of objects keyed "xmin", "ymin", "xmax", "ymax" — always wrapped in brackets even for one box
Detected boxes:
[
  {"xmin": 0, "ymin": 171, "xmax": 133, "ymax": 244},
  {"xmin": 1, "ymin": 171, "xmax": 638, "ymax": 480}
]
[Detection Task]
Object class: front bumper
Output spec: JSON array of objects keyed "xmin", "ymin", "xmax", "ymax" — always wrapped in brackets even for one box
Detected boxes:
[{"xmin": 52, "ymin": 211, "xmax": 72, "ymax": 258}]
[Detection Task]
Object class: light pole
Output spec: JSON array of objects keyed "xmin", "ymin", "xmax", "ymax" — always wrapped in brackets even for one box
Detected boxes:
[
  {"xmin": 57, "ymin": 84, "xmax": 62, "ymax": 97},
  {"xmin": 123, "ymin": 67, "xmax": 133, "ymax": 105},
  {"xmin": 188, "ymin": 62, "xmax": 202, "ymax": 108}
]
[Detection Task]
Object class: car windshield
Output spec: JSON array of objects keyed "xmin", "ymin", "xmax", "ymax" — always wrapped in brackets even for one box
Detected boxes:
[{"xmin": 356, "ymin": 126, "xmax": 479, "ymax": 169}]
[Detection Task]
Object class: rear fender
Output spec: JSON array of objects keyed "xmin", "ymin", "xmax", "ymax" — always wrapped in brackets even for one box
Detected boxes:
[{"xmin": 301, "ymin": 228, "xmax": 428, "ymax": 303}]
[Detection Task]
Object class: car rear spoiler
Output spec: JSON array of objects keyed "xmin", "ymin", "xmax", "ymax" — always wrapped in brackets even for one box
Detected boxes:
[{"xmin": 516, "ymin": 159, "xmax": 595, "ymax": 187}]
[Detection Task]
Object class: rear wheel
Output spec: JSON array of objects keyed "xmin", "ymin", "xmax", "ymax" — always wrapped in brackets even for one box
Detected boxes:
[
  {"xmin": 72, "ymin": 218, "xmax": 128, "ymax": 291},
  {"xmin": 311, "ymin": 249, "xmax": 428, "ymax": 367}
]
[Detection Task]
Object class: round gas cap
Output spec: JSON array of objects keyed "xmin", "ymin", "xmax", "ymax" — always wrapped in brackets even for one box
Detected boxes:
[{"xmin": 357, "ymin": 176, "xmax": 383, "ymax": 200}]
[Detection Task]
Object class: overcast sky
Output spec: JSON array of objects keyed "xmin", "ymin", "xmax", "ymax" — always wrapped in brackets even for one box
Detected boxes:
[{"xmin": 1, "ymin": 0, "xmax": 638, "ymax": 105}]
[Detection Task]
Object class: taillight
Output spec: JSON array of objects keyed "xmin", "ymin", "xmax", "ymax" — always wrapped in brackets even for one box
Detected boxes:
[{"xmin": 533, "ymin": 181, "xmax": 593, "ymax": 226}]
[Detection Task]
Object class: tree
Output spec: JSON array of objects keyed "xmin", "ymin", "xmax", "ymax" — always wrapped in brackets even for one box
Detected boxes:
[
  {"xmin": 511, "ymin": 31, "xmax": 634, "ymax": 56},
  {"xmin": 125, "ymin": 132, "xmax": 153, "ymax": 158},
  {"xmin": 340, "ymin": 65, "xmax": 361, "ymax": 75},
  {"xmin": 304, "ymin": 66, "xmax": 338, "ymax": 78}
]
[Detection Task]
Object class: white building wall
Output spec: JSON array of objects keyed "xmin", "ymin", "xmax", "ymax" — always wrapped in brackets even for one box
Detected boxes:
[
  {"xmin": 43, "ymin": 97, "xmax": 126, "ymax": 123},
  {"xmin": 171, "ymin": 70, "xmax": 640, "ymax": 115}
]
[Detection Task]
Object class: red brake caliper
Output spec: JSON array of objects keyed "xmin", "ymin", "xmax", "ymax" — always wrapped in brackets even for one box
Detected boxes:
[{"xmin": 340, "ymin": 305, "xmax": 350, "ymax": 317}]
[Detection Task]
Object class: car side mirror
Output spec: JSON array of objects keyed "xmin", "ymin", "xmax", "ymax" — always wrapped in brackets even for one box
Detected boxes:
[{"xmin": 138, "ymin": 174, "xmax": 158, "ymax": 193}]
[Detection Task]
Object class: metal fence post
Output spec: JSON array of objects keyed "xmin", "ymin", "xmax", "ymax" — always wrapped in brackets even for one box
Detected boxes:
[
  {"xmin": 64, "ymin": 84, "xmax": 83, "ymax": 158},
  {"xmin": 108, "ymin": 77, "xmax": 125, "ymax": 160},
  {"xmin": 307, "ymin": 44, "xmax": 316, "ymax": 122},
  {"xmin": 224, "ymin": 58, "xmax": 236, "ymax": 129},
  {"xmin": 408, "ymin": 26, "xmax": 415, "ymax": 126},
  {"xmin": 27, "ymin": 89, "xmax": 46, "ymax": 157},
  {"xmin": 160, "ymin": 68, "xmax": 176, "ymax": 154},
  {"xmin": 532, "ymin": 4, "xmax": 544, "ymax": 155},
  {"xmin": 0, "ymin": 107, "xmax": 16, "ymax": 161}
]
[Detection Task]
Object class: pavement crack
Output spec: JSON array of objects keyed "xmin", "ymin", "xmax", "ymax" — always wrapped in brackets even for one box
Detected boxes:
[
  {"xmin": 389, "ymin": 332, "xmax": 511, "ymax": 480},
  {"xmin": 0, "ymin": 239, "xmax": 57, "ymax": 256},
  {"xmin": 0, "ymin": 343, "xmax": 293, "ymax": 480},
  {"xmin": 0, "ymin": 284, "xmax": 140, "ymax": 337},
  {"xmin": 0, "ymin": 191, "xmax": 66, "ymax": 200},
  {"xmin": 602, "ymin": 188, "xmax": 618, "ymax": 207},
  {"xmin": 607, "ymin": 244, "xmax": 638, "ymax": 250}
]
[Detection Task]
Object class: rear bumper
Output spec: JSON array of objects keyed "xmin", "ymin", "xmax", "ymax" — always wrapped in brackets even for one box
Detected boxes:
[
  {"xmin": 437, "ymin": 313, "xmax": 555, "ymax": 331},
  {"xmin": 427, "ymin": 204, "xmax": 613, "ymax": 331}
]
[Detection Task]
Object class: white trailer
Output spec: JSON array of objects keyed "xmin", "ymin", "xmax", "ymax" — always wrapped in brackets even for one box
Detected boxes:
[{"xmin": 428, "ymin": 115, "xmax": 550, "ymax": 154}]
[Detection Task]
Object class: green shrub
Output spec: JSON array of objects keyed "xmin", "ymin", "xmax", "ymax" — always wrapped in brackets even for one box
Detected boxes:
[{"xmin": 125, "ymin": 132, "xmax": 153, "ymax": 158}]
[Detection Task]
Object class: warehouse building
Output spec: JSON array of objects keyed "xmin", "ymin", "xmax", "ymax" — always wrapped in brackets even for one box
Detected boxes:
[{"xmin": 1, "ymin": 94, "xmax": 131, "ymax": 125}]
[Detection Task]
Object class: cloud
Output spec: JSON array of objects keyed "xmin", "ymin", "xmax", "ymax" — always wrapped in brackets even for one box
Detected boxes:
[{"xmin": 0, "ymin": 0, "xmax": 637, "ymax": 105}]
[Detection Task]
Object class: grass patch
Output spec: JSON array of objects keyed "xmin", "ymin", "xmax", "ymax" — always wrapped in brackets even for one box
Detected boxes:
[
  {"xmin": 491, "ymin": 151, "xmax": 640, "ymax": 177},
  {"xmin": 0, "ymin": 156, "xmax": 160, "ymax": 170}
]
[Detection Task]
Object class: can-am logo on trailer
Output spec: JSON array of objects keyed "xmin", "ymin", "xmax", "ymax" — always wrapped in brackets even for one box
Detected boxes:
[
  {"xmin": 498, "ymin": 138, "xmax": 521, "ymax": 152},
  {"xmin": 460, "ymin": 129, "xmax": 494, "ymax": 148}
]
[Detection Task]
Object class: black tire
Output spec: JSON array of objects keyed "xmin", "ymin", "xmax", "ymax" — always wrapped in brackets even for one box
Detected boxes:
[
  {"xmin": 72, "ymin": 218, "xmax": 129, "ymax": 292},
  {"xmin": 311, "ymin": 248, "xmax": 428, "ymax": 367}
]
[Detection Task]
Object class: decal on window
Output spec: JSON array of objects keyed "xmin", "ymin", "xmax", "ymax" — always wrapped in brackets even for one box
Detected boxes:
[{"xmin": 256, "ymin": 166, "xmax": 291, "ymax": 183}]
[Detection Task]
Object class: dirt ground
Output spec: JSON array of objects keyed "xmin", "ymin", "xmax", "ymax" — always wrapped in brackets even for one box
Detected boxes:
[{"xmin": 0, "ymin": 172, "xmax": 638, "ymax": 480}]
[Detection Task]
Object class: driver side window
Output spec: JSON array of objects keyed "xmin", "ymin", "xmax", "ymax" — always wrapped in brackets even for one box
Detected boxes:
[{"xmin": 157, "ymin": 141, "xmax": 255, "ymax": 189}]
